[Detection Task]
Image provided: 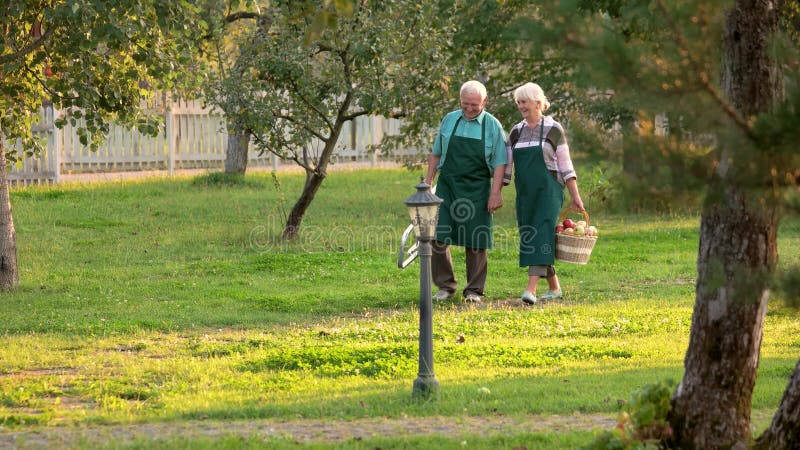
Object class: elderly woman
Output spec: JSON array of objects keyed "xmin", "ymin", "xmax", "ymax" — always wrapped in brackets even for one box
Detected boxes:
[{"xmin": 504, "ymin": 82, "xmax": 584, "ymax": 305}]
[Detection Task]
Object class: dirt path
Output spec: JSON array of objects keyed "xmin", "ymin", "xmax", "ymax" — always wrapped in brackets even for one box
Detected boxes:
[{"xmin": 1, "ymin": 414, "xmax": 616, "ymax": 448}]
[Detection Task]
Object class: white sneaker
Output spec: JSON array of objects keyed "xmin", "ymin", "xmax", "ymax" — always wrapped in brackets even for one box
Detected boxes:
[
  {"xmin": 521, "ymin": 291, "xmax": 537, "ymax": 305},
  {"xmin": 433, "ymin": 290, "xmax": 454, "ymax": 301},
  {"xmin": 464, "ymin": 293, "xmax": 483, "ymax": 303},
  {"xmin": 539, "ymin": 290, "xmax": 563, "ymax": 301}
]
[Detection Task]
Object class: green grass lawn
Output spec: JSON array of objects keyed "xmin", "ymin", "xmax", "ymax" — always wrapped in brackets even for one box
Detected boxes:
[{"xmin": 0, "ymin": 168, "xmax": 798, "ymax": 449}]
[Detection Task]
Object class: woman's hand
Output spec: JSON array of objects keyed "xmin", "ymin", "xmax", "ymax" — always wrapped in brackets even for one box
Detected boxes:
[
  {"xmin": 488, "ymin": 191, "xmax": 503, "ymax": 213},
  {"xmin": 565, "ymin": 178, "xmax": 584, "ymax": 211}
]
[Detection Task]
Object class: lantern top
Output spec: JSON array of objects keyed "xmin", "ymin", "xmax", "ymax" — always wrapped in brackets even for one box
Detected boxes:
[{"xmin": 404, "ymin": 177, "xmax": 443, "ymax": 208}]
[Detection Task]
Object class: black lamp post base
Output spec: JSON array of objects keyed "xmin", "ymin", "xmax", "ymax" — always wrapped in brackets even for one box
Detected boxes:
[{"xmin": 412, "ymin": 376, "xmax": 440, "ymax": 400}]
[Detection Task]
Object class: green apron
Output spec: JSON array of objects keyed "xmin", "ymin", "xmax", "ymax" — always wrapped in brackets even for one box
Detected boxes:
[
  {"xmin": 435, "ymin": 117, "xmax": 493, "ymax": 249},
  {"xmin": 513, "ymin": 119, "xmax": 564, "ymax": 267}
]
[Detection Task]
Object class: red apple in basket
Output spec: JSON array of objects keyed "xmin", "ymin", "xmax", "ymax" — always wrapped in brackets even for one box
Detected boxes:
[
  {"xmin": 563, "ymin": 219, "xmax": 576, "ymax": 229},
  {"xmin": 555, "ymin": 224, "xmax": 564, "ymax": 233}
]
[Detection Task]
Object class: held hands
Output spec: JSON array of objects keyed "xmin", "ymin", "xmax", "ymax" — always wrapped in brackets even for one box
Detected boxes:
[{"xmin": 488, "ymin": 191, "xmax": 503, "ymax": 213}]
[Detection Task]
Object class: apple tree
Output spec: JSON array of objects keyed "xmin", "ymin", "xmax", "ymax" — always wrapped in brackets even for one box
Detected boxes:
[
  {"xmin": 204, "ymin": 0, "xmax": 457, "ymax": 239},
  {"xmin": 193, "ymin": 0, "xmax": 264, "ymax": 175},
  {"xmin": 194, "ymin": 0, "xmax": 362, "ymax": 175},
  {"xmin": 0, "ymin": 0, "xmax": 204, "ymax": 289}
]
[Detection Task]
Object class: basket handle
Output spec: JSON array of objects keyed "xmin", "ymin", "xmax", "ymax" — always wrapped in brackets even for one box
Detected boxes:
[{"xmin": 558, "ymin": 209, "xmax": 590, "ymax": 228}]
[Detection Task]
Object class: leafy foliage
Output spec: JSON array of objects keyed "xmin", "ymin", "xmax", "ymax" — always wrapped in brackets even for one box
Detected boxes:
[
  {"xmin": 521, "ymin": 0, "xmax": 800, "ymax": 209},
  {"xmin": 444, "ymin": 0, "xmax": 636, "ymax": 131},
  {"xmin": 583, "ymin": 379, "xmax": 675, "ymax": 449},
  {"xmin": 203, "ymin": 0, "xmax": 456, "ymax": 169},
  {"xmin": 0, "ymin": 0, "xmax": 205, "ymax": 158}
]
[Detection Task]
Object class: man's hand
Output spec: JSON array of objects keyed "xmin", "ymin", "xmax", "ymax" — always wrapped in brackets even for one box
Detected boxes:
[
  {"xmin": 490, "ymin": 165, "xmax": 506, "ymax": 213},
  {"xmin": 488, "ymin": 191, "xmax": 503, "ymax": 213}
]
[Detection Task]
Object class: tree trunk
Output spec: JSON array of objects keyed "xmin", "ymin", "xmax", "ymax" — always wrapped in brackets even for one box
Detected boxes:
[
  {"xmin": 224, "ymin": 120, "xmax": 250, "ymax": 175},
  {"xmin": 668, "ymin": 0, "xmax": 781, "ymax": 448},
  {"xmin": 280, "ymin": 122, "xmax": 342, "ymax": 240},
  {"xmin": 755, "ymin": 360, "xmax": 800, "ymax": 449},
  {"xmin": 669, "ymin": 189, "xmax": 778, "ymax": 448},
  {"xmin": 280, "ymin": 98, "xmax": 353, "ymax": 240},
  {"xmin": 282, "ymin": 168, "xmax": 326, "ymax": 240},
  {"xmin": 0, "ymin": 141, "xmax": 20, "ymax": 289}
]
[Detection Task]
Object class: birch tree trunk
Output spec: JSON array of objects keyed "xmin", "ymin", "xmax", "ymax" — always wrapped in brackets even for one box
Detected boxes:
[
  {"xmin": 668, "ymin": 0, "xmax": 782, "ymax": 447},
  {"xmin": 0, "ymin": 140, "xmax": 19, "ymax": 289}
]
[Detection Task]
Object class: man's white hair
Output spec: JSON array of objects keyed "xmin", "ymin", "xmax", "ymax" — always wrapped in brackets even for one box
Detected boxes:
[{"xmin": 460, "ymin": 80, "xmax": 487, "ymax": 99}]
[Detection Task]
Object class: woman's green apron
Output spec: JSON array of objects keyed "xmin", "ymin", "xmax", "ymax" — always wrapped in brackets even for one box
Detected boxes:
[
  {"xmin": 435, "ymin": 117, "xmax": 493, "ymax": 249},
  {"xmin": 513, "ymin": 119, "xmax": 564, "ymax": 267}
]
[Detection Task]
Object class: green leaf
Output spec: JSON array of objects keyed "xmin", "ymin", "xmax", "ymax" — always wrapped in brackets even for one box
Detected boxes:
[{"xmin": 333, "ymin": 0, "xmax": 355, "ymax": 16}]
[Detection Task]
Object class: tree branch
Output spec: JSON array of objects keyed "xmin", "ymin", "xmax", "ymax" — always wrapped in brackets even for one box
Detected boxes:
[
  {"xmin": 292, "ymin": 153, "xmax": 313, "ymax": 172},
  {"xmin": 300, "ymin": 143, "xmax": 322, "ymax": 171},
  {"xmin": 274, "ymin": 113, "xmax": 328, "ymax": 142},
  {"xmin": 315, "ymin": 42, "xmax": 335, "ymax": 53},
  {"xmin": 23, "ymin": 65, "xmax": 59, "ymax": 99},
  {"xmin": 654, "ymin": 0, "xmax": 750, "ymax": 132},
  {"xmin": 252, "ymin": 131, "xmax": 314, "ymax": 172},
  {"xmin": 199, "ymin": 11, "xmax": 262, "ymax": 42},
  {"xmin": 226, "ymin": 11, "xmax": 260, "ymax": 23},
  {"xmin": 337, "ymin": 46, "xmax": 356, "ymax": 111},
  {"xmin": 0, "ymin": 27, "xmax": 54, "ymax": 65},
  {"xmin": 341, "ymin": 109, "xmax": 368, "ymax": 122},
  {"xmin": 288, "ymin": 76, "xmax": 334, "ymax": 132}
]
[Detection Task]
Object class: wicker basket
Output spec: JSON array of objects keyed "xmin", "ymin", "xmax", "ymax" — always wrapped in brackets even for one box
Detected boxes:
[{"xmin": 555, "ymin": 209, "xmax": 597, "ymax": 265}]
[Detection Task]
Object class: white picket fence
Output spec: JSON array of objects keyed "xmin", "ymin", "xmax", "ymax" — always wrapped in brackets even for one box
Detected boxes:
[{"xmin": 9, "ymin": 98, "xmax": 410, "ymax": 185}]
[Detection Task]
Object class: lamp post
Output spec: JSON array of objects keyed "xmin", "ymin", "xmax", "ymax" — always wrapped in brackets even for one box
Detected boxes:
[{"xmin": 404, "ymin": 177, "xmax": 443, "ymax": 400}]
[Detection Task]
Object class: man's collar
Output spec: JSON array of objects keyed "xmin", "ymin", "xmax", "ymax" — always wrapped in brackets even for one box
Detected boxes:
[{"xmin": 460, "ymin": 110, "xmax": 486, "ymax": 123}]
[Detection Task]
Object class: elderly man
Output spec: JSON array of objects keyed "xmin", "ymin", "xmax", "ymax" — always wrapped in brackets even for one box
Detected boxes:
[{"xmin": 425, "ymin": 80, "xmax": 507, "ymax": 303}]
